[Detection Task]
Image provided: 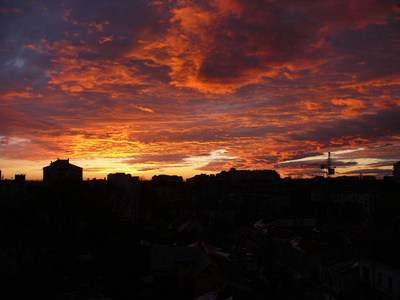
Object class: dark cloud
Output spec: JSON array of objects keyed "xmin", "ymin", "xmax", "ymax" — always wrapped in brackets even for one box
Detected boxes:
[
  {"xmin": 277, "ymin": 159, "xmax": 357, "ymax": 169},
  {"xmin": 125, "ymin": 154, "xmax": 189, "ymax": 165},
  {"xmin": 136, "ymin": 166, "xmax": 165, "ymax": 172},
  {"xmin": 286, "ymin": 151, "xmax": 324, "ymax": 161},
  {"xmin": 368, "ymin": 161, "xmax": 397, "ymax": 168},
  {"xmin": 333, "ymin": 161, "xmax": 359, "ymax": 167},
  {"xmin": 289, "ymin": 108, "xmax": 400, "ymax": 147}
]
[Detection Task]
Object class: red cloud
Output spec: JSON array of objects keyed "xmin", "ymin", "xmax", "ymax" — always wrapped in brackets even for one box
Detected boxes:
[
  {"xmin": 331, "ymin": 98, "xmax": 368, "ymax": 116},
  {"xmin": 127, "ymin": 0, "xmax": 396, "ymax": 94},
  {"xmin": 99, "ymin": 35, "xmax": 113, "ymax": 44}
]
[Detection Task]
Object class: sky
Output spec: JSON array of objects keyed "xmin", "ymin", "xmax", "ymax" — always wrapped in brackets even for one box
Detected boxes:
[{"xmin": 1, "ymin": 0, "xmax": 400, "ymax": 180}]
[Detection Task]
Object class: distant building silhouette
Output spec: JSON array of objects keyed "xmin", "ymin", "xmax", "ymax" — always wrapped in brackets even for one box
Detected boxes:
[
  {"xmin": 151, "ymin": 174, "xmax": 183, "ymax": 184},
  {"xmin": 107, "ymin": 172, "xmax": 142, "ymax": 222},
  {"xmin": 186, "ymin": 173, "xmax": 215, "ymax": 184},
  {"xmin": 394, "ymin": 161, "xmax": 400, "ymax": 184},
  {"xmin": 217, "ymin": 168, "xmax": 280, "ymax": 183},
  {"xmin": 14, "ymin": 174, "xmax": 25, "ymax": 183},
  {"xmin": 107, "ymin": 172, "xmax": 139, "ymax": 183},
  {"xmin": 43, "ymin": 158, "xmax": 82, "ymax": 184}
]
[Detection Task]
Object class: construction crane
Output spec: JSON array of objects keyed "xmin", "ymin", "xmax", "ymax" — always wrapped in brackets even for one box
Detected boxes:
[
  {"xmin": 300, "ymin": 152, "xmax": 336, "ymax": 177},
  {"xmin": 320, "ymin": 152, "xmax": 335, "ymax": 176}
]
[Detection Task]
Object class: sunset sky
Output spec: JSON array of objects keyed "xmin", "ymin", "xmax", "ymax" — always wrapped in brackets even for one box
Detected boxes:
[{"xmin": 1, "ymin": 0, "xmax": 400, "ymax": 180}]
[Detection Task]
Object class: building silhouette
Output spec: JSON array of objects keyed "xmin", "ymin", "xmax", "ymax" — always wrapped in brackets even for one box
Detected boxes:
[
  {"xmin": 107, "ymin": 172, "xmax": 139, "ymax": 183},
  {"xmin": 43, "ymin": 158, "xmax": 82, "ymax": 184},
  {"xmin": 14, "ymin": 174, "xmax": 25, "ymax": 183},
  {"xmin": 394, "ymin": 161, "xmax": 400, "ymax": 184},
  {"xmin": 107, "ymin": 172, "xmax": 142, "ymax": 222},
  {"xmin": 216, "ymin": 168, "xmax": 280, "ymax": 183}
]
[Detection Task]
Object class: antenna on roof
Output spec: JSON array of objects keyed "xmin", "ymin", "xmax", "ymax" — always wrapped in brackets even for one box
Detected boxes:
[{"xmin": 320, "ymin": 152, "xmax": 336, "ymax": 177}]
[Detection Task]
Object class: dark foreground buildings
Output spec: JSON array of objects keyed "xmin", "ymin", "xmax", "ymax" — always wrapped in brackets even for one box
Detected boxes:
[{"xmin": 1, "ymin": 163, "xmax": 400, "ymax": 299}]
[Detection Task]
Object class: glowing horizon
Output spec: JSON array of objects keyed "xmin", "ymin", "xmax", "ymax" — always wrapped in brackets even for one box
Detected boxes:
[{"xmin": 1, "ymin": 0, "xmax": 400, "ymax": 180}]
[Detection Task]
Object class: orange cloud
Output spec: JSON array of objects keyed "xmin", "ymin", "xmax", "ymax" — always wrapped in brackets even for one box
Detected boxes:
[
  {"xmin": 70, "ymin": 20, "xmax": 109, "ymax": 32},
  {"xmin": 26, "ymin": 39, "xmax": 92, "ymax": 57},
  {"xmin": 0, "ymin": 7, "xmax": 22, "ymax": 14},
  {"xmin": 2, "ymin": 91, "xmax": 43, "ymax": 99},
  {"xmin": 129, "ymin": 0, "xmax": 390, "ymax": 94},
  {"xmin": 373, "ymin": 99, "xmax": 400, "ymax": 109},
  {"xmin": 134, "ymin": 106, "xmax": 154, "ymax": 113},
  {"xmin": 331, "ymin": 98, "xmax": 368, "ymax": 116},
  {"xmin": 47, "ymin": 57, "xmax": 143, "ymax": 93},
  {"xmin": 99, "ymin": 35, "xmax": 113, "ymax": 44},
  {"xmin": 62, "ymin": 9, "xmax": 72, "ymax": 21},
  {"xmin": 300, "ymin": 100, "xmax": 323, "ymax": 111}
]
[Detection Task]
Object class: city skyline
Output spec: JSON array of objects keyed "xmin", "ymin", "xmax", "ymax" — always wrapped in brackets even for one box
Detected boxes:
[
  {"xmin": 1, "ymin": 155, "xmax": 399, "ymax": 181},
  {"xmin": 1, "ymin": 0, "xmax": 400, "ymax": 180}
]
